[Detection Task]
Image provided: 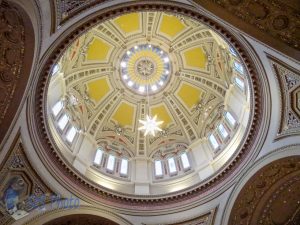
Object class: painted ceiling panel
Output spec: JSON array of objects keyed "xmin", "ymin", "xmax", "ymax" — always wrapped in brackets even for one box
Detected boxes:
[
  {"xmin": 183, "ymin": 47, "xmax": 207, "ymax": 70},
  {"xmin": 159, "ymin": 14, "xmax": 186, "ymax": 38},
  {"xmin": 86, "ymin": 38, "xmax": 111, "ymax": 61},
  {"xmin": 112, "ymin": 102, "xmax": 135, "ymax": 128},
  {"xmin": 151, "ymin": 104, "xmax": 173, "ymax": 129},
  {"xmin": 86, "ymin": 78, "xmax": 111, "ymax": 104},
  {"xmin": 48, "ymin": 11, "xmax": 239, "ymax": 160},
  {"xmin": 114, "ymin": 13, "xmax": 140, "ymax": 34},
  {"xmin": 176, "ymin": 82, "xmax": 203, "ymax": 109}
]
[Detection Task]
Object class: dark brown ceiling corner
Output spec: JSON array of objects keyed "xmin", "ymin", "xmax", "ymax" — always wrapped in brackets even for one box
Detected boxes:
[
  {"xmin": 0, "ymin": 1, "xmax": 35, "ymax": 144},
  {"xmin": 229, "ymin": 156, "xmax": 300, "ymax": 225},
  {"xmin": 192, "ymin": 0, "xmax": 300, "ymax": 61},
  {"xmin": 43, "ymin": 214, "xmax": 119, "ymax": 225}
]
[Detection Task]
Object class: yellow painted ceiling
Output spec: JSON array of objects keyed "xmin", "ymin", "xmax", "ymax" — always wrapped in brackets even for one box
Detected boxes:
[
  {"xmin": 50, "ymin": 11, "xmax": 234, "ymax": 157},
  {"xmin": 114, "ymin": 13, "xmax": 140, "ymax": 34},
  {"xmin": 86, "ymin": 38, "xmax": 111, "ymax": 61},
  {"xmin": 112, "ymin": 102, "xmax": 135, "ymax": 128},
  {"xmin": 86, "ymin": 78, "xmax": 111, "ymax": 104},
  {"xmin": 183, "ymin": 47, "xmax": 207, "ymax": 70},
  {"xmin": 159, "ymin": 14, "xmax": 186, "ymax": 38},
  {"xmin": 151, "ymin": 104, "xmax": 173, "ymax": 129},
  {"xmin": 177, "ymin": 83, "xmax": 203, "ymax": 109}
]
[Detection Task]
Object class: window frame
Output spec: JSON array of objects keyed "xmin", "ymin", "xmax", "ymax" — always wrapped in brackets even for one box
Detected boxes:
[
  {"xmin": 106, "ymin": 155, "xmax": 116, "ymax": 172},
  {"xmin": 93, "ymin": 148, "xmax": 104, "ymax": 166},
  {"xmin": 234, "ymin": 75, "xmax": 246, "ymax": 92},
  {"xmin": 167, "ymin": 157, "xmax": 178, "ymax": 176},
  {"xmin": 57, "ymin": 113, "xmax": 69, "ymax": 132},
  {"xmin": 225, "ymin": 111, "xmax": 237, "ymax": 128},
  {"xmin": 208, "ymin": 133, "xmax": 220, "ymax": 151},
  {"xmin": 120, "ymin": 158, "xmax": 129, "ymax": 177},
  {"xmin": 180, "ymin": 152, "xmax": 191, "ymax": 171},
  {"xmin": 233, "ymin": 61, "xmax": 244, "ymax": 74},
  {"xmin": 52, "ymin": 100, "xmax": 63, "ymax": 117},
  {"xmin": 154, "ymin": 160, "xmax": 164, "ymax": 178},
  {"xmin": 65, "ymin": 126, "xmax": 77, "ymax": 143},
  {"xmin": 217, "ymin": 123, "xmax": 230, "ymax": 141}
]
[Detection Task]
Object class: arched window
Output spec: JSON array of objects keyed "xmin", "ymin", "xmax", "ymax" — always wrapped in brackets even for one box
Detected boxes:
[
  {"xmin": 218, "ymin": 123, "xmax": 229, "ymax": 139},
  {"xmin": 58, "ymin": 114, "xmax": 68, "ymax": 130},
  {"xmin": 234, "ymin": 61, "xmax": 244, "ymax": 74},
  {"xmin": 93, "ymin": 149, "xmax": 103, "ymax": 166},
  {"xmin": 51, "ymin": 64, "xmax": 60, "ymax": 76},
  {"xmin": 225, "ymin": 112, "xmax": 237, "ymax": 127},
  {"xmin": 66, "ymin": 126, "xmax": 77, "ymax": 143},
  {"xmin": 229, "ymin": 47, "xmax": 237, "ymax": 56},
  {"xmin": 234, "ymin": 77, "xmax": 245, "ymax": 90},
  {"xmin": 168, "ymin": 157, "xmax": 177, "ymax": 174},
  {"xmin": 52, "ymin": 100, "xmax": 63, "ymax": 116},
  {"xmin": 209, "ymin": 134, "xmax": 220, "ymax": 149},
  {"xmin": 154, "ymin": 160, "xmax": 163, "ymax": 177},
  {"xmin": 120, "ymin": 159, "xmax": 129, "ymax": 176},
  {"xmin": 180, "ymin": 153, "xmax": 191, "ymax": 170},
  {"xmin": 106, "ymin": 155, "xmax": 116, "ymax": 171}
]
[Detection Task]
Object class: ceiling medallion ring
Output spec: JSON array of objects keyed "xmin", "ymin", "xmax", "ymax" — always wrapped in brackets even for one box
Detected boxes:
[
  {"xmin": 135, "ymin": 57, "xmax": 156, "ymax": 78},
  {"xmin": 120, "ymin": 44, "xmax": 171, "ymax": 95},
  {"xmin": 32, "ymin": 1, "xmax": 266, "ymax": 210}
]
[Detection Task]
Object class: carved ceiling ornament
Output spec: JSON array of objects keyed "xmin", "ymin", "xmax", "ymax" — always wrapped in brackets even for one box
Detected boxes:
[
  {"xmin": 0, "ymin": 133, "xmax": 55, "ymax": 224},
  {"xmin": 228, "ymin": 156, "xmax": 300, "ymax": 225},
  {"xmin": 0, "ymin": 2, "xmax": 24, "ymax": 129},
  {"xmin": 0, "ymin": 1, "xmax": 34, "ymax": 144},
  {"xmin": 31, "ymin": 1, "xmax": 265, "ymax": 210},
  {"xmin": 51, "ymin": 0, "xmax": 109, "ymax": 32},
  {"xmin": 192, "ymin": 0, "xmax": 300, "ymax": 60},
  {"xmin": 268, "ymin": 56, "xmax": 300, "ymax": 139}
]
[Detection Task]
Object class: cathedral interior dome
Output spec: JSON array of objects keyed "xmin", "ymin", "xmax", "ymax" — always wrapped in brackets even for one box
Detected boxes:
[{"xmin": 46, "ymin": 11, "xmax": 251, "ymax": 196}]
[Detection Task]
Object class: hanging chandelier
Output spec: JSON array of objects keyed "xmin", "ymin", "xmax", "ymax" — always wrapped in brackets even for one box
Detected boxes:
[
  {"xmin": 120, "ymin": 44, "xmax": 166, "ymax": 137},
  {"xmin": 138, "ymin": 115, "xmax": 163, "ymax": 136}
]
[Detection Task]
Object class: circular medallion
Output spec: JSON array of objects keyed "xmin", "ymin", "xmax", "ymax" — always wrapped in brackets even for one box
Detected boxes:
[{"xmin": 120, "ymin": 44, "xmax": 171, "ymax": 95}]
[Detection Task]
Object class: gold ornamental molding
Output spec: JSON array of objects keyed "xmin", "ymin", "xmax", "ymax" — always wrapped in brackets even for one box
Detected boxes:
[{"xmin": 50, "ymin": 0, "xmax": 109, "ymax": 33}]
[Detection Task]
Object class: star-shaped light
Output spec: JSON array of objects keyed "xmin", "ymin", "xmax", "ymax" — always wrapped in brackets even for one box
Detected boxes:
[{"xmin": 138, "ymin": 115, "xmax": 163, "ymax": 136}]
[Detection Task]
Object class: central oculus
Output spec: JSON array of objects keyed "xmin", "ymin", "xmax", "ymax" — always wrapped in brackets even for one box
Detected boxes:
[{"xmin": 120, "ymin": 44, "xmax": 171, "ymax": 95}]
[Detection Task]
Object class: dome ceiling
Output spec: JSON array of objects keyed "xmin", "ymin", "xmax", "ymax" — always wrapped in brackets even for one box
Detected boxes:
[
  {"xmin": 46, "ymin": 9, "xmax": 251, "ymax": 197},
  {"xmin": 50, "ymin": 11, "xmax": 234, "ymax": 156}
]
